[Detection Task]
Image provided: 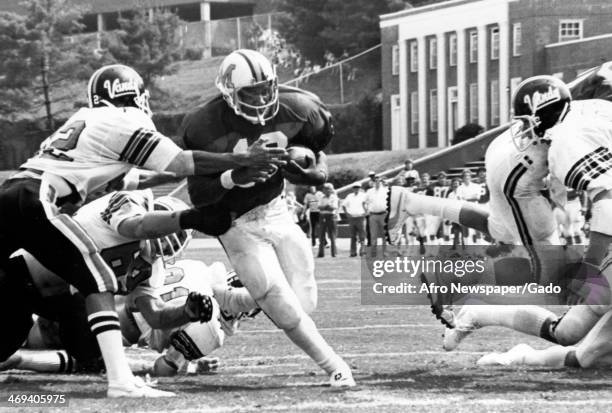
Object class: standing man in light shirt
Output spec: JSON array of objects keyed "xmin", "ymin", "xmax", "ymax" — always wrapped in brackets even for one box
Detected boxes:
[
  {"xmin": 318, "ymin": 183, "xmax": 339, "ymax": 258},
  {"xmin": 303, "ymin": 186, "xmax": 323, "ymax": 247},
  {"xmin": 366, "ymin": 176, "xmax": 388, "ymax": 257},
  {"xmin": 342, "ymin": 184, "xmax": 368, "ymax": 257},
  {"xmin": 456, "ymin": 169, "xmax": 482, "ymax": 202}
]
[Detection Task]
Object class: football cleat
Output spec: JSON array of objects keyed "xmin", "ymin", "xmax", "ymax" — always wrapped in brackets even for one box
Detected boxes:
[
  {"xmin": 107, "ymin": 376, "xmax": 175, "ymax": 398},
  {"xmin": 329, "ymin": 364, "xmax": 356, "ymax": 387},
  {"xmin": 420, "ymin": 273, "xmax": 456, "ymax": 329},
  {"xmin": 442, "ymin": 306, "xmax": 480, "ymax": 351},
  {"xmin": 385, "ymin": 186, "xmax": 411, "ymax": 245}
]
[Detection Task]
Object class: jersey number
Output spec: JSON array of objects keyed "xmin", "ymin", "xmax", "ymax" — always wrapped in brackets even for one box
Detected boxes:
[
  {"xmin": 41, "ymin": 120, "xmax": 86, "ymax": 161},
  {"xmin": 160, "ymin": 286, "xmax": 189, "ymax": 303}
]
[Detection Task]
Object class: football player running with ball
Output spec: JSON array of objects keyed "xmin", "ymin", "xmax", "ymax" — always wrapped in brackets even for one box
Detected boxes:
[
  {"xmin": 0, "ymin": 64, "xmax": 286, "ymax": 397},
  {"xmin": 179, "ymin": 49, "xmax": 355, "ymax": 386}
]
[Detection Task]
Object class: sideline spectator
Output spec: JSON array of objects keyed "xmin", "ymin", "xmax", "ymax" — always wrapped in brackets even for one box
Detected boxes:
[
  {"xmin": 303, "ymin": 186, "xmax": 323, "ymax": 246},
  {"xmin": 397, "ymin": 159, "xmax": 420, "ymax": 187},
  {"xmin": 342, "ymin": 184, "xmax": 368, "ymax": 257},
  {"xmin": 456, "ymin": 169, "xmax": 481, "ymax": 202},
  {"xmin": 318, "ymin": 183, "xmax": 338, "ymax": 258},
  {"xmin": 366, "ymin": 176, "xmax": 388, "ymax": 257},
  {"xmin": 447, "ymin": 178, "xmax": 467, "ymax": 250}
]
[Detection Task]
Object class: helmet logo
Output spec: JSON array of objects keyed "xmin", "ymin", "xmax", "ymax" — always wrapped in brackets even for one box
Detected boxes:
[
  {"xmin": 220, "ymin": 63, "xmax": 236, "ymax": 88},
  {"xmin": 103, "ymin": 78, "xmax": 138, "ymax": 99},
  {"xmin": 523, "ymin": 86, "xmax": 560, "ymax": 114}
]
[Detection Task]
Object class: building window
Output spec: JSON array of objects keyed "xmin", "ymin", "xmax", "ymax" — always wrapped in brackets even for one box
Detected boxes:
[
  {"xmin": 469, "ymin": 31, "xmax": 477, "ymax": 63},
  {"xmin": 392, "ymin": 44, "xmax": 399, "ymax": 76},
  {"xmin": 490, "ymin": 80, "xmax": 499, "ymax": 126},
  {"xmin": 449, "ymin": 33, "xmax": 457, "ymax": 66},
  {"xmin": 490, "ymin": 26, "xmax": 499, "ymax": 60},
  {"xmin": 469, "ymin": 83, "xmax": 478, "ymax": 123},
  {"xmin": 429, "ymin": 37, "xmax": 437, "ymax": 69},
  {"xmin": 410, "ymin": 41, "xmax": 418, "ymax": 72},
  {"xmin": 512, "ymin": 23, "xmax": 522, "ymax": 56},
  {"xmin": 410, "ymin": 92, "xmax": 419, "ymax": 134},
  {"xmin": 559, "ymin": 20, "xmax": 583, "ymax": 42},
  {"xmin": 430, "ymin": 89, "xmax": 438, "ymax": 132}
]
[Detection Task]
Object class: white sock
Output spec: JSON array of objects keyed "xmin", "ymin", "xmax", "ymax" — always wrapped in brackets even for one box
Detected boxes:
[
  {"xmin": 17, "ymin": 350, "xmax": 76, "ymax": 373},
  {"xmin": 89, "ymin": 311, "xmax": 133, "ymax": 383},
  {"xmin": 285, "ymin": 315, "xmax": 345, "ymax": 375},
  {"xmin": 466, "ymin": 305, "xmax": 555, "ymax": 338},
  {"xmin": 404, "ymin": 192, "xmax": 463, "ymax": 223}
]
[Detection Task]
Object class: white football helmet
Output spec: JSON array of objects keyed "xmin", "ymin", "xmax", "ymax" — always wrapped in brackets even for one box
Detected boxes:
[
  {"xmin": 145, "ymin": 196, "xmax": 193, "ymax": 265},
  {"xmin": 215, "ymin": 49, "xmax": 279, "ymax": 125}
]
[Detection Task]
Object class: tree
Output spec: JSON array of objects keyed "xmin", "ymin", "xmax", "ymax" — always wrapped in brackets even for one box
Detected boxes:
[
  {"xmin": 106, "ymin": 8, "xmax": 181, "ymax": 86},
  {"xmin": 0, "ymin": 0, "xmax": 99, "ymax": 127},
  {"xmin": 276, "ymin": 0, "xmax": 405, "ymax": 62}
]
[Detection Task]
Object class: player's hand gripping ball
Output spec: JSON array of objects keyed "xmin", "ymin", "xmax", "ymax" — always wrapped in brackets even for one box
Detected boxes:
[{"xmin": 285, "ymin": 145, "xmax": 316, "ymax": 173}]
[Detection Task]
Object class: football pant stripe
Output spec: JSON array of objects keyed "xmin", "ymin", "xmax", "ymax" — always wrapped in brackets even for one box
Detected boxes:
[
  {"xmin": 503, "ymin": 163, "xmax": 542, "ymax": 283},
  {"xmin": 51, "ymin": 214, "xmax": 117, "ymax": 293}
]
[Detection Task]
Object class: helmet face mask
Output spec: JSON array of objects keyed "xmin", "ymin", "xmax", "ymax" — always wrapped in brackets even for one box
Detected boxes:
[
  {"xmin": 140, "ymin": 196, "xmax": 193, "ymax": 265},
  {"xmin": 216, "ymin": 49, "xmax": 279, "ymax": 125},
  {"xmin": 87, "ymin": 64, "xmax": 152, "ymax": 117},
  {"xmin": 510, "ymin": 75, "xmax": 571, "ymax": 152}
]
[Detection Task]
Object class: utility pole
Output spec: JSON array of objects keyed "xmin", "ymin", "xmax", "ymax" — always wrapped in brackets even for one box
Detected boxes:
[{"xmin": 41, "ymin": 0, "xmax": 54, "ymax": 131}]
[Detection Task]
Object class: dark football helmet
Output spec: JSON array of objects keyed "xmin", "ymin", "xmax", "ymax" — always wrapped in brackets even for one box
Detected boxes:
[
  {"xmin": 511, "ymin": 75, "xmax": 571, "ymax": 150},
  {"xmin": 87, "ymin": 64, "xmax": 152, "ymax": 117}
]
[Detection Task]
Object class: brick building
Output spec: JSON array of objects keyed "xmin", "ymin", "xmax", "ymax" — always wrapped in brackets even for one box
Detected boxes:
[{"xmin": 379, "ymin": 0, "xmax": 612, "ymax": 150}]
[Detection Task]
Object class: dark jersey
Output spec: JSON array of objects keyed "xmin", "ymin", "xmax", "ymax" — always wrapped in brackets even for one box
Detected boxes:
[
  {"xmin": 478, "ymin": 182, "xmax": 490, "ymax": 203},
  {"xmin": 179, "ymin": 85, "xmax": 334, "ymax": 217},
  {"xmin": 414, "ymin": 184, "xmax": 434, "ymax": 196},
  {"xmin": 432, "ymin": 184, "xmax": 450, "ymax": 198}
]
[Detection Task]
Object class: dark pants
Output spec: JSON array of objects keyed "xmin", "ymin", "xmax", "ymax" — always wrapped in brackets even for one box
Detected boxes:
[
  {"xmin": 347, "ymin": 216, "xmax": 366, "ymax": 256},
  {"xmin": 309, "ymin": 212, "xmax": 320, "ymax": 246},
  {"xmin": 318, "ymin": 214, "xmax": 337, "ymax": 257},
  {"xmin": 0, "ymin": 178, "xmax": 115, "ymax": 296}
]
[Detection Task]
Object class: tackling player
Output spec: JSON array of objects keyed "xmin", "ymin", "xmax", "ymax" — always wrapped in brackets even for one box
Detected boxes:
[
  {"xmin": 0, "ymin": 63, "xmax": 286, "ymax": 397},
  {"xmin": 179, "ymin": 49, "xmax": 355, "ymax": 386}
]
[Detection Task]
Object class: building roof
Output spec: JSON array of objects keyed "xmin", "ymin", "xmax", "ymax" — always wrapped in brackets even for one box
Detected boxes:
[
  {"xmin": 0, "ymin": 0, "xmax": 254, "ymax": 15},
  {"xmin": 380, "ymin": 0, "xmax": 476, "ymax": 23}
]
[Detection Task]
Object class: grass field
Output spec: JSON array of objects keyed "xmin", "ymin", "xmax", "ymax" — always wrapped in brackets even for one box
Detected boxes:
[{"xmin": 2, "ymin": 240, "xmax": 612, "ymax": 412}]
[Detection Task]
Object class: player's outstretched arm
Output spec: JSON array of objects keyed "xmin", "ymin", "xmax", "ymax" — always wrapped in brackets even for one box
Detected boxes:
[
  {"xmin": 165, "ymin": 138, "xmax": 288, "ymax": 177},
  {"xmin": 135, "ymin": 293, "xmax": 214, "ymax": 330}
]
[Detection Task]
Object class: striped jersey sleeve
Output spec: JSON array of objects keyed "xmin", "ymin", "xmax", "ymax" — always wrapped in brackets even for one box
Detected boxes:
[{"xmin": 118, "ymin": 128, "xmax": 182, "ymax": 171}]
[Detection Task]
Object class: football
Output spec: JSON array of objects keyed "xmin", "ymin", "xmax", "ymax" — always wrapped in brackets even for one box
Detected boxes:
[{"xmin": 286, "ymin": 145, "xmax": 315, "ymax": 169}]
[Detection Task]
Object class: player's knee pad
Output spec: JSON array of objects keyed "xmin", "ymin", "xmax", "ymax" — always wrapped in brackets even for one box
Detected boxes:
[
  {"xmin": 170, "ymin": 318, "xmax": 225, "ymax": 362},
  {"xmin": 257, "ymin": 285, "xmax": 304, "ymax": 331},
  {"xmin": 553, "ymin": 306, "xmax": 600, "ymax": 346}
]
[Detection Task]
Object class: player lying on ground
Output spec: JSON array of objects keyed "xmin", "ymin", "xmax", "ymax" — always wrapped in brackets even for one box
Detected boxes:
[
  {"xmin": 3, "ymin": 255, "xmax": 258, "ymax": 377},
  {"xmin": 0, "ymin": 189, "xmax": 258, "ymax": 376},
  {"xmin": 478, "ymin": 253, "xmax": 612, "ymax": 369},
  {"xmin": 180, "ymin": 49, "xmax": 355, "ymax": 386},
  {"xmin": 0, "ymin": 63, "xmax": 287, "ymax": 397}
]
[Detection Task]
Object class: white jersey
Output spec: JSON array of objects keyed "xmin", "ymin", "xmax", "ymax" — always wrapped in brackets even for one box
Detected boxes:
[
  {"xmin": 548, "ymin": 99, "xmax": 612, "ymax": 199},
  {"xmin": 21, "ymin": 106, "xmax": 182, "ymax": 201},
  {"xmin": 73, "ymin": 189, "xmax": 158, "ymax": 294},
  {"xmin": 485, "ymin": 124, "xmax": 557, "ymax": 244}
]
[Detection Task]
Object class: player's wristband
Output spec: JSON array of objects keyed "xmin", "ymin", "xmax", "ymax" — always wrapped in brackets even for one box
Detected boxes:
[
  {"xmin": 220, "ymin": 170, "xmax": 235, "ymax": 189},
  {"xmin": 178, "ymin": 209, "xmax": 202, "ymax": 230}
]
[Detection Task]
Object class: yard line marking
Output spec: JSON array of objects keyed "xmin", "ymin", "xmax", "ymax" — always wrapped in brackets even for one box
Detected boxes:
[
  {"xmin": 230, "ymin": 350, "xmax": 484, "ymax": 363},
  {"xmin": 240, "ymin": 323, "xmax": 440, "ymax": 334}
]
